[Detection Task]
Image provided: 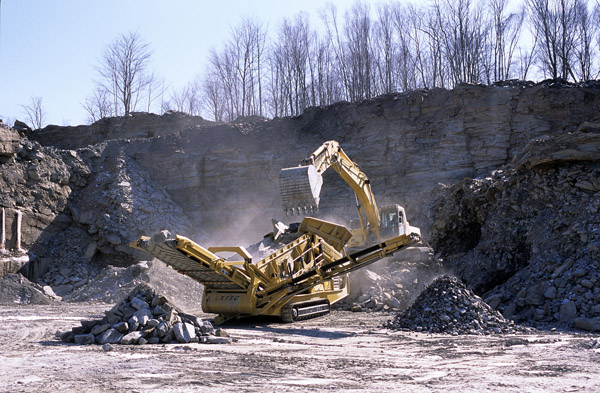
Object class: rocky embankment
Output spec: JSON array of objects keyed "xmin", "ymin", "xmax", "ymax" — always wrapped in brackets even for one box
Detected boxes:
[
  {"xmin": 431, "ymin": 123, "xmax": 600, "ymax": 329},
  {"xmin": 0, "ymin": 124, "xmax": 199, "ymax": 288}
]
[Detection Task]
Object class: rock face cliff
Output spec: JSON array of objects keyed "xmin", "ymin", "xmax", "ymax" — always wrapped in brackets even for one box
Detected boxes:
[{"xmin": 31, "ymin": 83, "xmax": 600, "ymax": 240}]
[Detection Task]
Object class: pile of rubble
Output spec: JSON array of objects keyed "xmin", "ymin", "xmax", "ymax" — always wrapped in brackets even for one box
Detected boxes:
[
  {"xmin": 431, "ymin": 126, "xmax": 600, "ymax": 330},
  {"xmin": 59, "ymin": 284, "xmax": 230, "ymax": 346},
  {"xmin": 0, "ymin": 273, "xmax": 57, "ymax": 305},
  {"xmin": 386, "ymin": 275, "xmax": 529, "ymax": 335}
]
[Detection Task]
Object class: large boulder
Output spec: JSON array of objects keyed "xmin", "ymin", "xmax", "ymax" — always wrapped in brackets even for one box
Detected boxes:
[{"xmin": 0, "ymin": 125, "xmax": 20, "ymax": 160}]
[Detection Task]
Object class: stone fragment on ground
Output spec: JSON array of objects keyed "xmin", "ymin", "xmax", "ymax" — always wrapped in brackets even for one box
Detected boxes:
[{"xmin": 59, "ymin": 283, "xmax": 230, "ymax": 345}]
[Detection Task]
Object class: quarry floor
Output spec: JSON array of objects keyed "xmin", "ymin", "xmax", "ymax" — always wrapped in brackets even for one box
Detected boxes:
[{"xmin": 0, "ymin": 305, "xmax": 599, "ymax": 393}]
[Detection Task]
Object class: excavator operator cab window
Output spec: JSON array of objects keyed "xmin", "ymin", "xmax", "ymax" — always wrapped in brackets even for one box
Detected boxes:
[{"xmin": 380, "ymin": 211, "xmax": 399, "ymax": 229}]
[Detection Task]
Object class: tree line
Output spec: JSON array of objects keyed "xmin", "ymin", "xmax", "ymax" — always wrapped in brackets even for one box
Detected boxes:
[{"xmin": 83, "ymin": 0, "xmax": 600, "ymax": 124}]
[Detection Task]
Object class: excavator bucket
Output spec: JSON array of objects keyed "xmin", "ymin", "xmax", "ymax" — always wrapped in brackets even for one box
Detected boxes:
[{"xmin": 279, "ymin": 165, "xmax": 323, "ymax": 215}]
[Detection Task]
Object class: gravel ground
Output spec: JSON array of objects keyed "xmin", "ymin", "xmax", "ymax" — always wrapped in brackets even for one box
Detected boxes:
[{"xmin": 0, "ymin": 304, "xmax": 599, "ymax": 393}]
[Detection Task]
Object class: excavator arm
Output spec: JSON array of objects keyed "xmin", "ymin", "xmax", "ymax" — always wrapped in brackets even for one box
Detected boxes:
[{"xmin": 280, "ymin": 140, "xmax": 381, "ymax": 243}]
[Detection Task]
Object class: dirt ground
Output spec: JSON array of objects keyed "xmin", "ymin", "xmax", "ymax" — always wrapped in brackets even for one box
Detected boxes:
[{"xmin": 0, "ymin": 304, "xmax": 599, "ymax": 393}]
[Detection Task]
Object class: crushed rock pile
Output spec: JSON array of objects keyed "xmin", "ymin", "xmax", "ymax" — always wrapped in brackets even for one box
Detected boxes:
[
  {"xmin": 0, "ymin": 273, "xmax": 57, "ymax": 305},
  {"xmin": 386, "ymin": 275, "xmax": 530, "ymax": 335},
  {"xmin": 59, "ymin": 284, "xmax": 230, "ymax": 346}
]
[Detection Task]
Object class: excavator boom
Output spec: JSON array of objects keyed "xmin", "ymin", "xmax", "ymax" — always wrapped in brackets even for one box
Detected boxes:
[{"xmin": 279, "ymin": 140, "xmax": 381, "ymax": 242}]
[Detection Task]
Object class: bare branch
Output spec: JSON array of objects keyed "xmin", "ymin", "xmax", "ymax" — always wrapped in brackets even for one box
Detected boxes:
[{"xmin": 20, "ymin": 96, "xmax": 45, "ymax": 130}]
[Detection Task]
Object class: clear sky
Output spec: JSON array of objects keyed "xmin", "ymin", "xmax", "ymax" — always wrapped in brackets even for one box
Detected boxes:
[{"xmin": 0, "ymin": 0, "xmax": 357, "ymax": 126}]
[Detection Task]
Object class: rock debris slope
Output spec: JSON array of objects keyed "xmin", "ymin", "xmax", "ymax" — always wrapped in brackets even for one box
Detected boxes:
[{"xmin": 431, "ymin": 124, "xmax": 600, "ymax": 329}]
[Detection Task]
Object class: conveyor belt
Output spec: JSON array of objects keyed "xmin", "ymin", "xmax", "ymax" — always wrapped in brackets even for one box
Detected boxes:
[{"xmin": 138, "ymin": 237, "xmax": 243, "ymax": 290}]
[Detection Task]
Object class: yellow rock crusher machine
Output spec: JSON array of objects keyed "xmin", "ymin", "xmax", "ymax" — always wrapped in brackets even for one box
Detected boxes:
[{"xmin": 132, "ymin": 217, "xmax": 419, "ymax": 324}]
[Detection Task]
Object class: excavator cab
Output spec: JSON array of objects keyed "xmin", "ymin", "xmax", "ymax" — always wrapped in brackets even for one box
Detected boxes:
[
  {"xmin": 379, "ymin": 205, "xmax": 403, "ymax": 239},
  {"xmin": 380, "ymin": 204, "xmax": 421, "ymax": 240}
]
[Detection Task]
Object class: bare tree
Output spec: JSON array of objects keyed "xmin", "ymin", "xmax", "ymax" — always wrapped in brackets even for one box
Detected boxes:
[
  {"xmin": 270, "ymin": 13, "xmax": 314, "ymax": 116},
  {"xmin": 162, "ymin": 80, "xmax": 202, "ymax": 116},
  {"xmin": 231, "ymin": 17, "xmax": 267, "ymax": 117},
  {"xmin": 344, "ymin": 2, "xmax": 374, "ymax": 100},
  {"xmin": 203, "ymin": 18, "xmax": 267, "ymax": 121},
  {"xmin": 489, "ymin": 0, "xmax": 525, "ymax": 81},
  {"xmin": 372, "ymin": 4, "xmax": 395, "ymax": 94},
  {"xmin": 97, "ymin": 31, "xmax": 153, "ymax": 116},
  {"xmin": 516, "ymin": 37, "xmax": 538, "ymax": 80},
  {"xmin": 0, "ymin": 116, "xmax": 15, "ymax": 127},
  {"xmin": 572, "ymin": 0, "xmax": 598, "ymax": 80},
  {"xmin": 143, "ymin": 73, "xmax": 165, "ymax": 113},
  {"xmin": 83, "ymin": 87, "xmax": 112, "ymax": 123},
  {"xmin": 321, "ymin": 4, "xmax": 351, "ymax": 101},
  {"xmin": 208, "ymin": 45, "xmax": 238, "ymax": 121},
  {"xmin": 20, "ymin": 96, "xmax": 45, "ymax": 130},
  {"xmin": 432, "ymin": 0, "xmax": 490, "ymax": 85},
  {"xmin": 392, "ymin": 4, "xmax": 425, "ymax": 89},
  {"xmin": 527, "ymin": 0, "xmax": 580, "ymax": 80},
  {"xmin": 201, "ymin": 73, "xmax": 225, "ymax": 122}
]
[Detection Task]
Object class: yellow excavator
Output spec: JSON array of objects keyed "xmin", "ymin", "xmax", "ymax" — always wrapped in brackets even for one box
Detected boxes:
[
  {"xmin": 279, "ymin": 140, "xmax": 421, "ymax": 248},
  {"xmin": 131, "ymin": 217, "xmax": 419, "ymax": 323}
]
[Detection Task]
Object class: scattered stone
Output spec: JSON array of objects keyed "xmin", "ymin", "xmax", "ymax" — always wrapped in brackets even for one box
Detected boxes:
[
  {"xmin": 90, "ymin": 323, "xmax": 110, "ymax": 336},
  {"xmin": 573, "ymin": 317, "xmax": 600, "ymax": 332},
  {"xmin": 206, "ymin": 336, "xmax": 233, "ymax": 344},
  {"xmin": 131, "ymin": 296, "xmax": 149, "ymax": 310},
  {"xmin": 102, "ymin": 343, "xmax": 114, "ymax": 352},
  {"xmin": 147, "ymin": 337, "xmax": 160, "ymax": 344},
  {"xmin": 559, "ymin": 301, "xmax": 578, "ymax": 322},
  {"xmin": 121, "ymin": 331, "xmax": 144, "ymax": 345},
  {"xmin": 96, "ymin": 329, "xmax": 123, "ymax": 345},
  {"xmin": 74, "ymin": 333, "xmax": 95, "ymax": 345},
  {"xmin": 113, "ymin": 321, "xmax": 129, "ymax": 333},
  {"xmin": 173, "ymin": 322, "xmax": 196, "ymax": 343}
]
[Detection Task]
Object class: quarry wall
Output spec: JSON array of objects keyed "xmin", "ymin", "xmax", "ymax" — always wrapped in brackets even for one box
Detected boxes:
[
  {"xmin": 77, "ymin": 84, "xmax": 600, "ymax": 240},
  {"xmin": 4, "ymin": 83, "xmax": 600, "ymax": 273}
]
